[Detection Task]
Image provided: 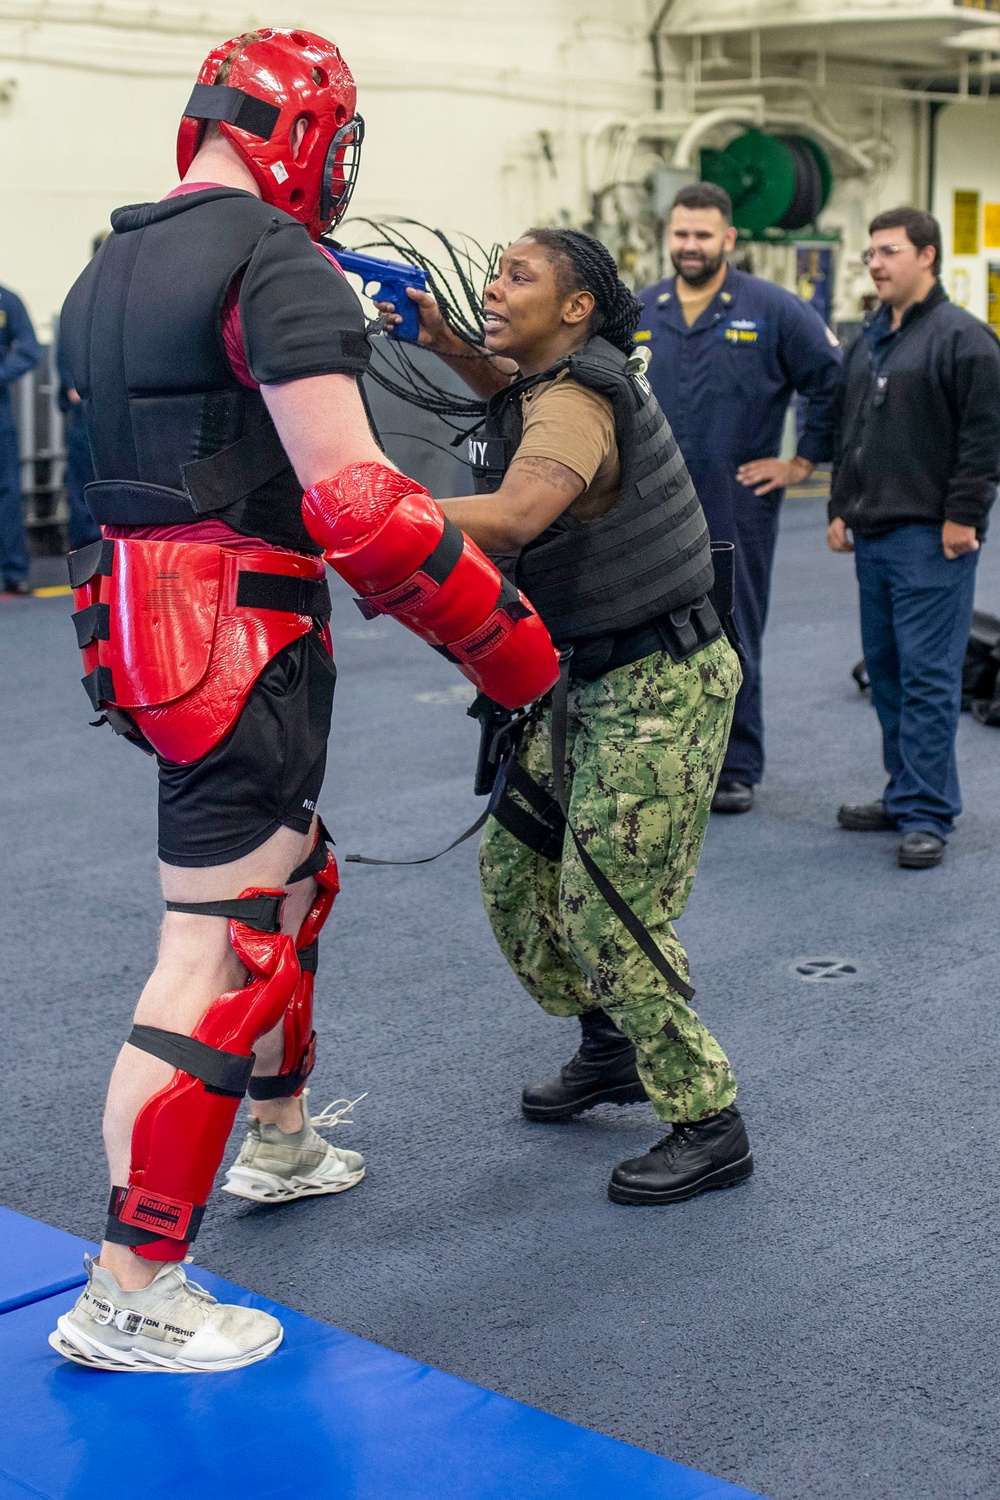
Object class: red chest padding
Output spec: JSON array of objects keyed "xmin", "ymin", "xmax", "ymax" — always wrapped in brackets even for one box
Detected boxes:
[
  {"xmin": 111, "ymin": 889, "xmax": 300, "ymax": 1261},
  {"xmin": 302, "ymin": 463, "xmax": 559, "ymax": 711},
  {"xmin": 69, "ymin": 537, "xmax": 330, "ymax": 764}
]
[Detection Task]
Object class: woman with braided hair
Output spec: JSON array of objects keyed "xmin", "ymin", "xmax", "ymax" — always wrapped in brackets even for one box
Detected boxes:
[{"xmin": 390, "ymin": 228, "xmax": 752, "ymax": 1205}]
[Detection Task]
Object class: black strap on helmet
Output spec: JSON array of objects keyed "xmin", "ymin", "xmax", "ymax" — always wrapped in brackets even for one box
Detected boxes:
[{"xmin": 182, "ymin": 83, "xmax": 280, "ymax": 141}]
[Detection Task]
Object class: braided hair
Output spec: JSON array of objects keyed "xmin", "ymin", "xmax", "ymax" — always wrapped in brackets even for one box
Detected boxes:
[{"xmin": 525, "ymin": 227, "xmax": 642, "ymax": 355}]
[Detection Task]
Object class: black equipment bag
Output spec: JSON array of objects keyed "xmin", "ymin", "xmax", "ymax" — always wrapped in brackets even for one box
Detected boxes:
[{"xmin": 851, "ymin": 609, "xmax": 1000, "ymax": 726}]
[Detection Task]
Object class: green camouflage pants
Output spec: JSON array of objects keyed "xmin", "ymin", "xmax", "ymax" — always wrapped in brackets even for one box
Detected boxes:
[{"xmin": 479, "ymin": 636, "xmax": 741, "ymax": 1124}]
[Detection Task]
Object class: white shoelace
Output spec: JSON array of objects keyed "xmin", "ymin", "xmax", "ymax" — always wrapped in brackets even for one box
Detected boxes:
[{"xmin": 309, "ymin": 1093, "xmax": 368, "ymax": 1131}]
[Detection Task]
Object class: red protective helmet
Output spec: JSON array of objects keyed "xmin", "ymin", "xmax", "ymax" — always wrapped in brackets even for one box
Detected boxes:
[{"xmin": 176, "ymin": 28, "xmax": 363, "ymax": 240}]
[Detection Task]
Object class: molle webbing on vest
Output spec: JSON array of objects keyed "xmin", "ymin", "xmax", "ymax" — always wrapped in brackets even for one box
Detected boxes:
[{"xmin": 467, "ymin": 336, "xmax": 713, "ymax": 642}]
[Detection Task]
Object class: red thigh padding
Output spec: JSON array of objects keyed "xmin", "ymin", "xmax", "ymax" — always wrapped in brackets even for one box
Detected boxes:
[
  {"xmin": 123, "ymin": 889, "xmax": 300, "ymax": 1261},
  {"xmin": 303, "ymin": 462, "xmax": 559, "ymax": 711},
  {"xmin": 73, "ymin": 539, "xmax": 327, "ymax": 764}
]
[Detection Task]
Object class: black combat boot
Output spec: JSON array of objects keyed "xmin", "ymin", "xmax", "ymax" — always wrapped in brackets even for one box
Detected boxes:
[
  {"xmin": 520, "ymin": 1009, "xmax": 647, "ymax": 1122},
  {"xmin": 608, "ymin": 1105, "xmax": 753, "ymax": 1205}
]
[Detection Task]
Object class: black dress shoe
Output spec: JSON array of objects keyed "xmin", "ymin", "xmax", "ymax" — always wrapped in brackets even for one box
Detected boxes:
[
  {"xmin": 521, "ymin": 1008, "xmax": 647, "ymax": 1122},
  {"xmin": 608, "ymin": 1105, "xmax": 753, "ymax": 1205},
  {"xmin": 836, "ymin": 801, "xmax": 897, "ymax": 831},
  {"xmin": 898, "ymin": 831, "xmax": 945, "ymax": 868},
  {"xmin": 711, "ymin": 779, "xmax": 754, "ymax": 815}
]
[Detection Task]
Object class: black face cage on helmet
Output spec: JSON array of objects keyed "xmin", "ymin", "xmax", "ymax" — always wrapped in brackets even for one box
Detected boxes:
[{"xmin": 321, "ymin": 114, "xmax": 365, "ymax": 227}]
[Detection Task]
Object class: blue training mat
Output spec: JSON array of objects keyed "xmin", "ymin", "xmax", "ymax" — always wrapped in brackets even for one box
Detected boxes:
[
  {"xmin": 0, "ymin": 1211, "xmax": 764, "ymax": 1500},
  {"xmin": 0, "ymin": 1206, "xmax": 90, "ymax": 1313}
]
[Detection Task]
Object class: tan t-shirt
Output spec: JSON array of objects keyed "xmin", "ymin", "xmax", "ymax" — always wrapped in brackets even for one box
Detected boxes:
[
  {"xmin": 514, "ymin": 369, "xmax": 619, "ymax": 522},
  {"xmin": 676, "ymin": 282, "xmax": 716, "ymax": 327}
]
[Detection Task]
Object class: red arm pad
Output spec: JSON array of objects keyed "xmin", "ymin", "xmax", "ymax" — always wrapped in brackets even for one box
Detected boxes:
[{"xmin": 302, "ymin": 462, "xmax": 559, "ymax": 711}]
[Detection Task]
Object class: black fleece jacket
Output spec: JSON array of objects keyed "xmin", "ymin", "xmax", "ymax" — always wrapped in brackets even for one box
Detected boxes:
[{"xmin": 830, "ymin": 283, "xmax": 1000, "ymax": 537}]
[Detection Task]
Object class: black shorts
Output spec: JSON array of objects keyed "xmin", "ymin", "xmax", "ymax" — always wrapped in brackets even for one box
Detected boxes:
[{"xmin": 157, "ymin": 630, "xmax": 337, "ymax": 868}]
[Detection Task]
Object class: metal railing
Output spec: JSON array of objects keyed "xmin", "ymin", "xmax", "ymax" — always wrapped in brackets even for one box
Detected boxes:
[{"xmin": 10, "ymin": 345, "xmax": 68, "ymax": 554}]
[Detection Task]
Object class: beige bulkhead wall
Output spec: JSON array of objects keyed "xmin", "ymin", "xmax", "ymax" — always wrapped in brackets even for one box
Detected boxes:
[
  {"xmin": 0, "ymin": 0, "xmax": 653, "ymax": 331},
  {"xmin": 0, "ymin": 0, "xmax": 995, "ymax": 334}
]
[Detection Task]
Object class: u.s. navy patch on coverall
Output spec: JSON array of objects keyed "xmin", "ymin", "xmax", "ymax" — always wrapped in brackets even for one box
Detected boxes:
[{"xmin": 479, "ymin": 635, "xmax": 741, "ymax": 1124}]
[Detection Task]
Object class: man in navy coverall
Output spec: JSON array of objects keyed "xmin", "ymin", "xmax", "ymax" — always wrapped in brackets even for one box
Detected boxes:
[
  {"xmin": 0, "ymin": 283, "xmax": 43, "ymax": 595},
  {"xmin": 637, "ymin": 182, "xmax": 841, "ymax": 812}
]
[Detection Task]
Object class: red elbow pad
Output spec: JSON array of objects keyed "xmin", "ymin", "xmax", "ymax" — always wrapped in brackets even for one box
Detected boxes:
[{"xmin": 303, "ymin": 462, "xmax": 559, "ymax": 710}]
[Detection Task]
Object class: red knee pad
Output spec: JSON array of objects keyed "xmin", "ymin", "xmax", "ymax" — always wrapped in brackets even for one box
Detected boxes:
[
  {"xmin": 248, "ymin": 834, "xmax": 341, "ymax": 1101},
  {"xmin": 302, "ymin": 462, "xmax": 559, "ymax": 710},
  {"xmin": 106, "ymin": 888, "xmax": 299, "ymax": 1261}
]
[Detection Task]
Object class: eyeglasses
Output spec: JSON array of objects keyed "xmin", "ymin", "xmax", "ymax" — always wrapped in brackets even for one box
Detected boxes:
[{"xmin": 861, "ymin": 245, "xmax": 907, "ymax": 266}]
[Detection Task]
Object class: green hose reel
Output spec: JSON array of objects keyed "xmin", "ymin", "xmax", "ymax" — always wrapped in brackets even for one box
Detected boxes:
[{"xmin": 700, "ymin": 130, "xmax": 833, "ymax": 236}]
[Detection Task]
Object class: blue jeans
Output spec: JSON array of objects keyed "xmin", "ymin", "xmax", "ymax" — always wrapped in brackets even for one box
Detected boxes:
[
  {"xmin": 854, "ymin": 523, "xmax": 979, "ymax": 839},
  {"xmin": 0, "ymin": 422, "xmax": 29, "ymax": 584}
]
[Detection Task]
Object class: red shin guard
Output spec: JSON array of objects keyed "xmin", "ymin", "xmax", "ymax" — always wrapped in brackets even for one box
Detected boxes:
[
  {"xmin": 107, "ymin": 889, "xmax": 299, "ymax": 1260},
  {"xmin": 302, "ymin": 462, "xmax": 559, "ymax": 710},
  {"xmin": 248, "ymin": 836, "xmax": 341, "ymax": 1101}
]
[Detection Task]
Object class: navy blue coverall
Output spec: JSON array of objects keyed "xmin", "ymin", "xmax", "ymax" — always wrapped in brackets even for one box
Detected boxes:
[
  {"xmin": 0, "ymin": 285, "xmax": 43, "ymax": 588},
  {"xmin": 56, "ymin": 337, "xmax": 100, "ymax": 551},
  {"xmin": 637, "ymin": 266, "xmax": 841, "ymax": 785}
]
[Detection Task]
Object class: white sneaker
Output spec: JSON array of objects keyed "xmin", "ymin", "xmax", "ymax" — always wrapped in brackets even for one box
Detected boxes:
[
  {"xmin": 49, "ymin": 1257, "xmax": 282, "ymax": 1373},
  {"xmin": 221, "ymin": 1091, "xmax": 366, "ymax": 1204}
]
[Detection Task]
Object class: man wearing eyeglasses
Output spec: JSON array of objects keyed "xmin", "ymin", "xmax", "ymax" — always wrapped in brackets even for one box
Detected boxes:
[{"xmin": 829, "ymin": 206, "xmax": 1000, "ymax": 868}]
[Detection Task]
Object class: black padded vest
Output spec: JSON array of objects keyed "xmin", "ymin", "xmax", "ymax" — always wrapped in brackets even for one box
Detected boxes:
[
  {"xmin": 467, "ymin": 336, "xmax": 714, "ymax": 643},
  {"xmin": 60, "ymin": 188, "xmax": 369, "ymax": 554}
]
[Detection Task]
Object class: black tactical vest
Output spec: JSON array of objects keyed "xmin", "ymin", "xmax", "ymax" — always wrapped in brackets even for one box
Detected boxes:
[
  {"xmin": 60, "ymin": 188, "xmax": 368, "ymax": 554},
  {"xmin": 467, "ymin": 336, "xmax": 714, "ymax": 643}
]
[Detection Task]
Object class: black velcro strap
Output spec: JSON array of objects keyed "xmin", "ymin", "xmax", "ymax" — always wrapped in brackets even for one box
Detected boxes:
[
  {"xmin": 164, "ymin": 893, "xmax": 283, "ymax": 932},
  {"xmin": 419, "ymin": 517, "xmax": 466, "ymax": 585},
  {"xmin": 504, "ymin": 760, "xmax": 564, "ymax": 828},
  {"xmin": 433, "ymin": 578, "xmax": 532, "ymax": 666},
  {"xmin": 67, "ymin": 537, "xmax": 115, "ymax": 588},
  {"xmin": 298, "ymin": 939, "xmax": 319, "ymax": 974},
  {"xmin": 82, "ymin": 664, "xmax": 115, "ymax": 710},
  {"xmin": 72, "ymin": 601, "xmax": 110, "ymax": 648},
  {"xmin": 355, "ymin": 519, "xmax": 465, "ymax": 624},
  {"xmin": 86, "ymin": 479, "xmax": 196, "ymax": 526},
  {"xmin": 105, "ymin": 1189, "xmax": 206, "ymax": 1248},
  {"xmin": 182, "ymin": 422, "xmax": 291, "ymax": 515},
  {"xmin": 288, "ymin": 839, "xmax": 330, "ymax": 885},
  {"xmin": 127, "ymin": 1024, "xmax": 254, "ymax": 1098},
  {"xmin": 236, "ymin": 571, "xmax": 332, "ymax": 622},
  {"xmin": 492, "ymin": 788, "xmax": 565, "ymax": 861},
  {"xmin": 247, "ymin": 1063, "xmax": 310, "ymax": 1101},
  {"xmin": 182, "ymin": 82, "xmax": 280, "ymax": 141}
]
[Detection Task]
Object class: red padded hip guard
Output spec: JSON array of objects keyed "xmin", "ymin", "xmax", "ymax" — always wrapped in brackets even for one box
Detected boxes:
[
  {"xmin": 120, "ymin": 892, "xmax": 300, "ymax": 1260},
  {"xmin": 302, "ymin": 463, "xmax": 558, "ymax": 711},
  {"xmin": 71, "ymin": 538, "xmax": 329, "ymax": 764}
]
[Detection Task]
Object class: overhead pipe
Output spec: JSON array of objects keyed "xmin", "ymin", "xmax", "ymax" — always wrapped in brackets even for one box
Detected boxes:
[{"xmin": 671, "ymin": 104, "xmax": 762, "ymax": 167}]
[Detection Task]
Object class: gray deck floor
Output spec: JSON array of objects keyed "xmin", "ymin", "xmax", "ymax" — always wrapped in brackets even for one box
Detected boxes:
[{"xmin": 2, "ymin": 499, "xmax": 998, "ymax": 1500}]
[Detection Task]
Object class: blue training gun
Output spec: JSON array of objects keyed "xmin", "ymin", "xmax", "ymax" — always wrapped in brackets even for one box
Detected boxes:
[{"xmin": 326, "ymin": 246, "xmax": 429, "ymax": 343}]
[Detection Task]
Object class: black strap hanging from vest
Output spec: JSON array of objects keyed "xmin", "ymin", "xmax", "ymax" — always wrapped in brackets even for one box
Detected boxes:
[
  {"xmin": 344, "ymin": 810, "xmax": 490, "ymax": 867},
  {"xmin": 548, "ymin": 656, "xmax": 696, "ymax": 1003}
]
